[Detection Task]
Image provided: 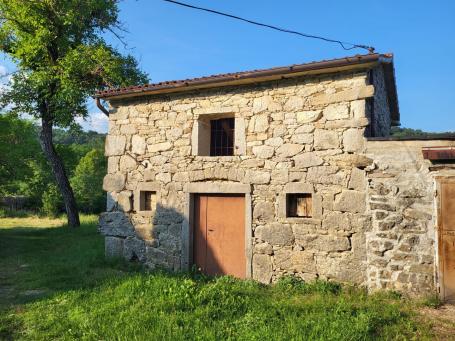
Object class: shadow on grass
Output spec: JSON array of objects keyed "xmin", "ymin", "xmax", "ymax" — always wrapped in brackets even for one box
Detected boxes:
[
  {"xmin": 0, "ymin": 218, "xmax": 141, "ymax": 308},
  {"xmin": 0, "ymin": 217, "xmax": 251, "ymax": 308}
]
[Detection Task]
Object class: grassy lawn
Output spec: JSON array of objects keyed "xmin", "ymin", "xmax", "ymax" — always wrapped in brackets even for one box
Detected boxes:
[{"xmin": 0, "ymin": 215, "xmax": 446, "ymax": 340}]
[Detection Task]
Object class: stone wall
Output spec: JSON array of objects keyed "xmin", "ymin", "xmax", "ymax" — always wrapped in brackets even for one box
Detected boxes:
[
  {"xmin": 100, "ymin": 68, "xmax": 395, "ymax": 287},
  {"xmin": 365, "ymin": 139, "xmax": 455, "ymax": 294}
]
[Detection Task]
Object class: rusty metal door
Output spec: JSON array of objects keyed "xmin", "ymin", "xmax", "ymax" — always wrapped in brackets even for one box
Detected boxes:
[
  {"xmin": 193, "ymin": 194, "xmax": 246, "ymax": 278},
  {"xmin": 440, "ymin": 181, "xmax": 455, "ymax": 302}
]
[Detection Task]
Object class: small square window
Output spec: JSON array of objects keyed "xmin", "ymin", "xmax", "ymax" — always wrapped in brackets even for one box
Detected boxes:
[
  {"xmin": 210, "ymin": 117, "xmax": 235, "ymax": 156},
  {"xmin": 286, "ymin": 193, "xmax": 312, "ymax": 218},
  {"xmin": 140, "ymin": 191, "xmax": 157, "ymax": 212}
]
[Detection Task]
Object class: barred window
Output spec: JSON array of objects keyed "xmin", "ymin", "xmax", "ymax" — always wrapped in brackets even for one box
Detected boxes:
[{"xmin": 210, "ymin": 118, "xmax": 235, "ymax": 156}]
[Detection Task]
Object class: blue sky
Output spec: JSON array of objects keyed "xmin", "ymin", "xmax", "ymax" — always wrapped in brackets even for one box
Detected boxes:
[{"xmin": 3, "ymin": 1, "xmax": 455, "ymax": 132}]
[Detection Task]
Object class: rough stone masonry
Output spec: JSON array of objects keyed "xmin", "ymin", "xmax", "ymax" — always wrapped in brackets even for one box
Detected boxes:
[{"xmin": 97, "ymin": 53, "xmax": 455, "ymax": 296}]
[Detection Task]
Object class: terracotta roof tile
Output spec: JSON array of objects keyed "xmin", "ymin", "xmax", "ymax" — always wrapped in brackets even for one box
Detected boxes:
[{"xmin": 95, "ymin": 53, "xmax": 393, "ymax": 99}]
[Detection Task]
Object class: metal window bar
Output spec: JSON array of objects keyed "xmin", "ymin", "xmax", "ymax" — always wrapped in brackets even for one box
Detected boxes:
[{"xmin": 210, "ymin": 118, "xmax": 235, "ymax": 156}]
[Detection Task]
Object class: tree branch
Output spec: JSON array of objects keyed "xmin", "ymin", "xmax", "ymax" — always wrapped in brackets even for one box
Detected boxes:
[{"xmin": 106, "ymin": 26, "xmax": 131, "ymax": 50}]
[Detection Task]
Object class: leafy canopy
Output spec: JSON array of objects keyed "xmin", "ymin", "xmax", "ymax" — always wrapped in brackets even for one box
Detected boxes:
[{"xmin": 0, "ymin": 0, "xmax": 148, "ymax": 126}]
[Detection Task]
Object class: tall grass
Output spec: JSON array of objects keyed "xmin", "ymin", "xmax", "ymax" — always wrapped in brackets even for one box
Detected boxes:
[{"xmin": 0, "ymin": 216, "xmax": 432, "ymax": 340}]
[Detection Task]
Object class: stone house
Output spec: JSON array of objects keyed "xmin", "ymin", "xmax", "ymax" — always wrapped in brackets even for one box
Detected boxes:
[{"xmin": 96, "ymin": 53, "xmax": 455, "ymax": 301}]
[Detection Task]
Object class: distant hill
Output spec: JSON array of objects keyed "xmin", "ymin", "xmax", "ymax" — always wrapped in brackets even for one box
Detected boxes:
[
  {"xmin": 391, "ymin": 127, "xmax": 455, "ymax": 138},
  {"xmin": 53, "ymin": 128, "xmax": 105, "ymax": 146}
]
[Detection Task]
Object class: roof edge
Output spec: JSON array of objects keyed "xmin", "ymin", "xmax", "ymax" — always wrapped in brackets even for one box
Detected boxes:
[{"xmin": 96, "ymin": 53, "xmax": 393, "ymax": 100}]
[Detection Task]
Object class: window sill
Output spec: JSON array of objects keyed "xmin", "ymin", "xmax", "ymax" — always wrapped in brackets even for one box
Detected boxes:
[
  {"xmin": 282, "ymin": 217, "xmax": 321, "ymax": 225},
  {"xmin": 134, "ymin": 210, "xmax": 155, "ymax": 217},
  {"xmin": 194, "ymin": 156, "xmax": 241, "ymax": 162}
]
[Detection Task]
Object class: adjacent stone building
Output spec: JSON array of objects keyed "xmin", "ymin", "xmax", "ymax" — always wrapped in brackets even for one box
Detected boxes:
[{"xmin": 96, "ymin": 53, "xmax": 455, "ymax": 300}]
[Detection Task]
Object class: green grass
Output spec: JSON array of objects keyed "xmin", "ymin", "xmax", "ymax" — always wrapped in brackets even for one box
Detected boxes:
[{"xmin": 0, "ymin": 216, "xmax": 434, "ymax": 340}]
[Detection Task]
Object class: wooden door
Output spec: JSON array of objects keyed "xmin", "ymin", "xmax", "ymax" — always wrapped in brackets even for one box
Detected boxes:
[
  {"xmin": 440, "ymin": 181, "xmax": 455, "ymax": 302},
  {"xmin": 193, "ymin": 194, "xmax": 246, "ymax": 278}
]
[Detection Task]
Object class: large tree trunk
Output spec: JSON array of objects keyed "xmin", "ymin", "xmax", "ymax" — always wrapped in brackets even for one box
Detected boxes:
[{"xmin": 39, "ymin": 117, "xmax": 80, "ymax": 227}]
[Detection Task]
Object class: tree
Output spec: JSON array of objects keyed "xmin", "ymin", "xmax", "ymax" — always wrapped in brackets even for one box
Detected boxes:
[
  {"xmin": 0, "ymin": 1, "xmax": 148, "ymax": 226},
  {"xmin": 71, "ymin": 149, "xmax": 106, "ymax": 214}
]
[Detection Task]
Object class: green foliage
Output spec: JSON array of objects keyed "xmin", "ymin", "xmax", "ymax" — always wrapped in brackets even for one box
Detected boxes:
[
  {"xmin": 0, "ymin": 217, "xmax": 434, "ymax": 340},
  {"xmin": 0, "ymin": 208, "xmax": 30, "ymax": 218},
  {"xmin": 41, "ymin": 184, "xmax": 63, "ymax": 217},
  {"xmin": 391, "ymin": 127, "xmax": 455, "ymax": 138},
  {"xmin": 0, "ymin": 0, "xmax": 148, "ymax": 127},
  {"xmin": 71, "ymin": 149, "xmax": 106, "ymax": 213},
  {"xmin": 20, "ymin": 157, "xmax": 54, "ymax": 209},
  {"xmin": 0, "ymin": 115, "xmax": 41, "ymax": 195},
  {"xmin": 0, "ymin": 115, "xmax": 107, "ymax": 214},
  {"xmin": 274, "ymin": 275, "xmax": 342, "ymax": 294}
]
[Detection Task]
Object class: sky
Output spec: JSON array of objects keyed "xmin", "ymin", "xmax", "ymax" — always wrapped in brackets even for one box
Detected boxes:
[{"xmin": 2, "ymin": 0, "xmax": 455, "ymax": 132}]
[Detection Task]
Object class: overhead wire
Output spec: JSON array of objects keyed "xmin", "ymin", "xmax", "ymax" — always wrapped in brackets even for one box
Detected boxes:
[{"xmin": 160, "ymin": 0, "xmax": 375, "ymax": 53}]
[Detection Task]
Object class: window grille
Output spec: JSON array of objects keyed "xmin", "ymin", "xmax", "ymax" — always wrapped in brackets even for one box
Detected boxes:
[{"xmin": 210, "ymin": 118, "xmax": 235, "ymax": 156}]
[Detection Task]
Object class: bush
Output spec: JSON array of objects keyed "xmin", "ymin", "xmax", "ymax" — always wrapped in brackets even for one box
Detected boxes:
[
  {"xmin": 42, "ymin": 184, "xmax": 63, "ymax": 217},
  {"xmin": 71, "ymin": 149, "xmax": 106, "ymax": 213}
]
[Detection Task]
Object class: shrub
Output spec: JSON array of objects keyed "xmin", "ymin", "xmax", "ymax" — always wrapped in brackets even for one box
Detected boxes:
[
  {"xmin": 42, "ymin": 184, "xmax": 63, "ymax": 217},
  {"xmin": 71, "ymin": 149, "xmax": 106, "ymax": 213}
]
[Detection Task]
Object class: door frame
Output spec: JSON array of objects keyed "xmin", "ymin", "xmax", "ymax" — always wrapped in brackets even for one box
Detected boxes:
[
  {"xmin": 181, "ymin": 182, "xmax": 253, "ymax": 278},
  {"xmin": 435, "ymin": 176, "xmax": 455, "ymax": 301}
]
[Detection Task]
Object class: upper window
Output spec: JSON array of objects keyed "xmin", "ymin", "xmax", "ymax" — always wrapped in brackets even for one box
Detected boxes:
[
  {"xmin": 210, "ymin": 118, "xmax": 235, "ymax": 156},
  {"xmin": 192, "ymin": 114, "xmax": 244, "ymax": 157}
]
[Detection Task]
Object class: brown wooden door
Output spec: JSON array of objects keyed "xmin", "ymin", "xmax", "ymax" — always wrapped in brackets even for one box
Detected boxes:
[
  {"xmin": 440, "ymin": 181, "xmax": 455, "ymax": 302},
  {"xmin": 193, "ymin": 194, "xmax": 246, "ymax": 278}
]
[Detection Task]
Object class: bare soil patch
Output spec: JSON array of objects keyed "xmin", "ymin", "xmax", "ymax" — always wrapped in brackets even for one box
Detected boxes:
[{"xmin": 420, "ymin": 305, "xmax": 455, "ymax": 340}]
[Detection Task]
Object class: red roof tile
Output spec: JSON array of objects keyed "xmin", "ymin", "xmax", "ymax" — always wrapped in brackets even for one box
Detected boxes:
[{"xmin": 95, "ymin": 53, "xmax": 393, "ymax": 99}]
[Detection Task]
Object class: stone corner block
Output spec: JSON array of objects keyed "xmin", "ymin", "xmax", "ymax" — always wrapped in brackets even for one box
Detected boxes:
[
  {"xmin": 105, "ymin": 135, "xmax": 126, "ymax": 156},
  {"xmin": 343, "ymin": 128, "xmax": 366, "ymax": 153},
  {"xmin": 131, "ymin": 135, "xmax": 147, "ymax": 155},
  {"xmin": 99, "ymin": 211, "xmax": 135, "ymax": 237},
  {"xmin": 103, "ymin": 173, "xmax": 126, "ymax": 192}
]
